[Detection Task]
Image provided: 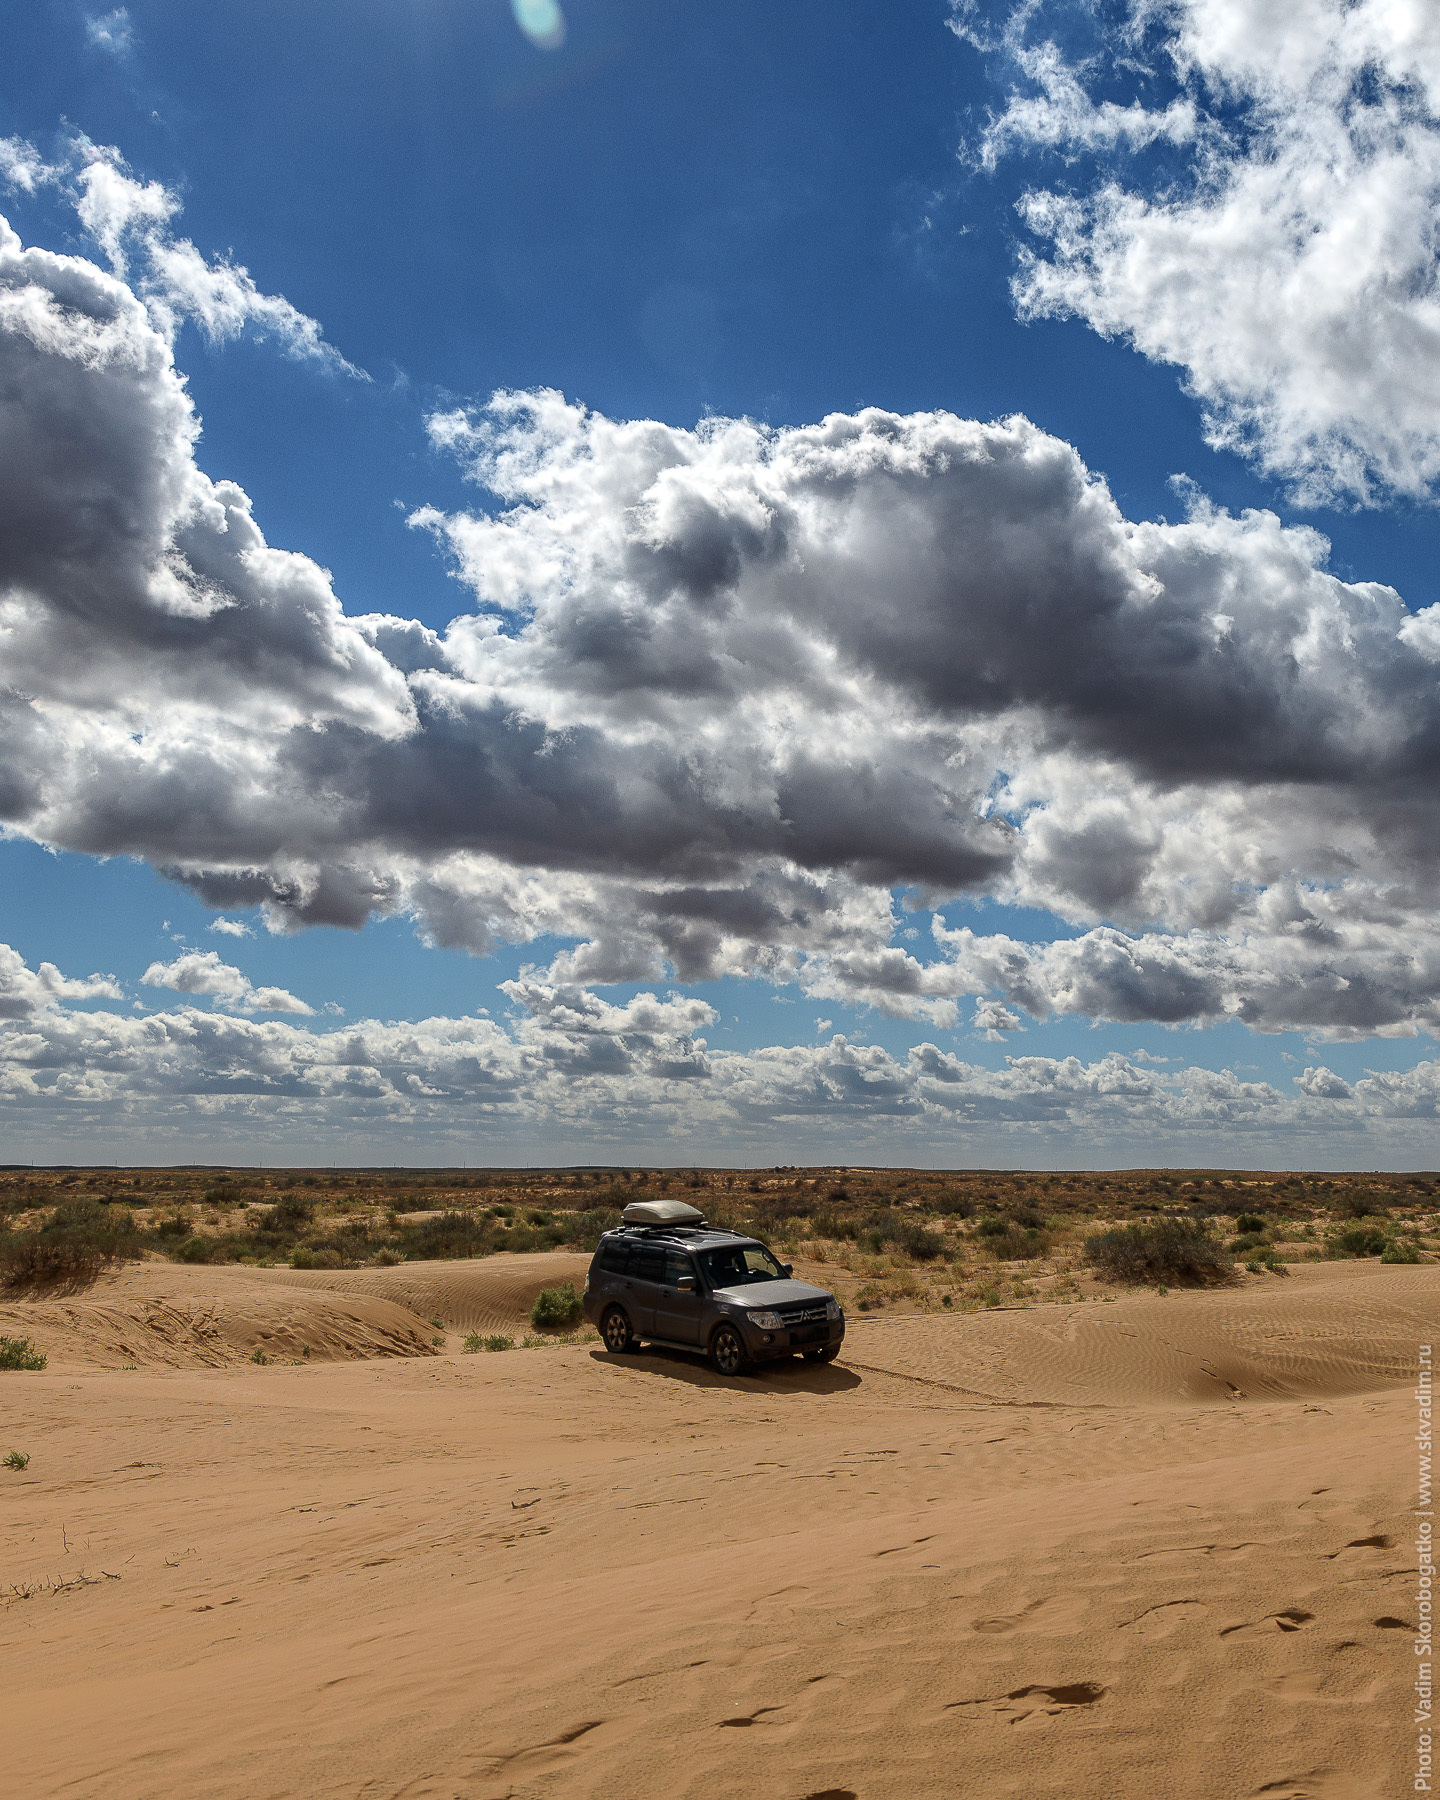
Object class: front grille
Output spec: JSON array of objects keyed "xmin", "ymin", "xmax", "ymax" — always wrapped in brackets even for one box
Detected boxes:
[{"xmin": 777, "ymin": 1303, "xmax": 829, "ymax": 1325}]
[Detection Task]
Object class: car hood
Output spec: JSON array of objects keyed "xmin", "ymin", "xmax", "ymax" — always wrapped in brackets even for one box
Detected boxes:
[{"xmin": 711, "ymin": 1279, "xmax": 834, "ymax": 1308}]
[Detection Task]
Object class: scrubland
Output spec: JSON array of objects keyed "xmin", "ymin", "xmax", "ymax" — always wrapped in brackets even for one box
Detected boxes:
[{"xmin": 1, "ymin": 1164, "xmax": 1434, "ymax": 1799}]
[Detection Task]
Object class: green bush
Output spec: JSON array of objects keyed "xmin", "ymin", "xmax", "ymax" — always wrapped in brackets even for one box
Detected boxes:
[
  {"xmin": 1382, "ymin": 1239, "xmax": 1423, "ymax": 1264},
  {"xmin": 0, "ymin": 1200, "xmax": 143, "ymax": 1286},
  {"xmin": 1084, "ymin": 1218, "xmax": 1235, "ymax": 1286},
  {"xmin": 462, "ymin": 1332, "xmax": 513, "ymax": 1352},
  {"xmin": 4, "ymin": 1449, "xmax": 30, "ymax": 1470},
  {"xmin": 391, "ymin": 1211, "xmax": 495, "ymax": 1260},
  {"xmin": 0, "ymin": 1336, "xmax": 46, "ymax": 1371},
  {"xmin": 270, "ymin": 1194, "xmax": 314, "ymax": 1231},
  {"xmin": 176, "ymin": 1235, "xmax": 225, "ymax": 1264},
  {"xmin": 977, "ymin": 1218, "xmax": 1051, "ymax": 1260},
  {"xmin": 1333, "ymin": 1225, "xmax": 1389, "ymax": 1257},
  {"xmin": 860, "ymin": 1217, "xmax": 946, "ymax": 1260},
  {"xmin": 1235, "ymin": 1213, "xmax": 1267, "ymax": 1234},
  {"xmin": 530, "ymin": 1282, "xmax": 584, "ymax": 1329}
]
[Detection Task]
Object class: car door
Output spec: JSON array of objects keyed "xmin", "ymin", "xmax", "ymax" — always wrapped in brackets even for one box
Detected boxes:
[
  {"xmin": 652, "ymin": 1248, "xmax": 704, "ymax": 1344},
  {"xmin": 624, "ymin": 1241, "xmax": 666, "ymax": 1336}
]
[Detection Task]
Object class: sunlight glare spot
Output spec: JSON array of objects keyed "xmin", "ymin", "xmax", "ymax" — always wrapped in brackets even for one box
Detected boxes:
[{"xmin": 512, "ymin": 0, "xmax": 566, "ymax": 52}]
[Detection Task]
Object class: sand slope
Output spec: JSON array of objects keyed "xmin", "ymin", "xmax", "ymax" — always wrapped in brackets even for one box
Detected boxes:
[
  {"xmin": 261, "ymin": 1250, "xmax": 593, "ymax": 1336},
  {"xmin": 2, "ymin": 1260, "xmax": 1435, "ymax": 1800},
  {"xmin": 0, "ymin": 1262, "xmax": 438, "ymax": 1369},
  {"xmin": 844, "ymin": 1260, "xmax": 1434, "ymax": 1405}
]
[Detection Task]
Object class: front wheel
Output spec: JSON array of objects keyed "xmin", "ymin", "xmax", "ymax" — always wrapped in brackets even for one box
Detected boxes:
[
  {"xmin": 710, "ymin": 1322, "xmax": 750, "ymax": 1377},
  {"xmin": 804, "ymin": 1343, "xmax": 840, "ymax": 1364},
  {"xmin": 601, "ymin": 1306, "xmax": 635, "ymax": 1355}
]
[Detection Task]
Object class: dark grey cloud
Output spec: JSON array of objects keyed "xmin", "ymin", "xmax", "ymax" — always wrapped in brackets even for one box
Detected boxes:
[{"xmin": 9, "ymin": 209, "xmax": 1440, "ymax": 1033}]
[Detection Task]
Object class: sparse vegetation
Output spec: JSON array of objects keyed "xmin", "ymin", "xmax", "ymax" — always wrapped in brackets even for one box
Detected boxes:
[
  {"xmin": 1332, "ymin": 1224, "xmax": 1390, "ymax": 1258},
  {"xmin": 250, "ymin": 1348, "xmax": 270, "ymax": 1365},
  {"xmin": 0, "ymin": 1336, "xmax": 47, "ymax": 1371},
  {"xmin": 530, "ymin": 1282, "xmax": 584, "ymax": 1329},
  {"xmin": 463, "ymin": 1332, "xmax": 514, "ymax": 1352},
  {"xmin": 0, "ymin": 1163, "xmax": 1424, "ymax": 1326},
  {"xmin": 4, "ymin": 1450, "xmax": 30, "ymax": 1470},
  {"xmin": 1085, "ymin": 1218, "xmax": 1235, "ymax": 1287},
  {"xmin": 1382, "ymin": 1238, "xmax": 1423, "ymax": 1264}
]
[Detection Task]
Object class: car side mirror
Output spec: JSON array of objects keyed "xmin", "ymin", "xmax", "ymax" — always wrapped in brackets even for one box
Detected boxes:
[
  {"xmin": 676, "ymin": 1275, "xmax": 696, "ymax": 1292},
  {"xmin": 781, "ymin": 1263, "xmax": 793, "ymax": 1276}
]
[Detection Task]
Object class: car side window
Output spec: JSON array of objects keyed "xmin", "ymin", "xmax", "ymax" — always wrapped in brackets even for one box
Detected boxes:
[
  {"xmin": 632, "ymin": 1244, "xmax": 667, "ymax": 1283},
  {"xmin": 663, "ymin": 1249, "xmax": 697, "ymax": 1288},
  {"xmin": 598, "ymin": 1239, "xmax": 631, "ymax": 1275}
]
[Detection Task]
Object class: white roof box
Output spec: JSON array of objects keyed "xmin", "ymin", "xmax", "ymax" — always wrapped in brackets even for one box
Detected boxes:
[{"xmin": 621, "ymin": 1199, "xmax": 706, "ymax": 1227}]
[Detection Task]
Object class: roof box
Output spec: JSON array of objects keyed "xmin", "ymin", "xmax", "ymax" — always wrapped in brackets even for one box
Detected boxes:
[{"xmin": 621, "ymin": 1199, "xmax": 706, "ymax": 1227}]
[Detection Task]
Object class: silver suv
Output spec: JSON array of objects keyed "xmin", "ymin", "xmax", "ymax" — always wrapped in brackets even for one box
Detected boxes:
[{"xmin": 582, "ymin": 1199, "xmax": 845, "ymax": 1376}]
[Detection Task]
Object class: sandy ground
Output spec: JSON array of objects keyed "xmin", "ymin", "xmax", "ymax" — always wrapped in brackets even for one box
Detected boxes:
[{"xmin": 1, "ymin": 1257, "xmax": 1434, "ymax": 1800}]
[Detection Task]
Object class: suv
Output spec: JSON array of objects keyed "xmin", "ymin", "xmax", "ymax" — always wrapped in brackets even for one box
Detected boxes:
[{"xmin": 582, "ymin": 1199, "xmax": 845, "ymax": 1376}]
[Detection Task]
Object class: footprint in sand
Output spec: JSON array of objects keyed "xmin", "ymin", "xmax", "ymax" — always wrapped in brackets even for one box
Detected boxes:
[
  {"xmin": 1220, "ymin": 1610, "xmax": 1316, "ymax": 1640},
  {"xmin": 970, "ymin": 1594, "xmax": 1087, "ymax": 1635},
  {"xmin": 946, "ymin": 1681, "xmax": 1107, "ymax": 1726},
  {"xmin": 1120, "ymin": 1599, "xmax": 1209, "ymax": 1638}
]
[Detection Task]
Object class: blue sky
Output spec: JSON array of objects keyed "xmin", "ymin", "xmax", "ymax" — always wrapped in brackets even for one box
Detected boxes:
[{"xmin": 5, "ymin": 1, "xmax": 1440, "ymax": 1164}]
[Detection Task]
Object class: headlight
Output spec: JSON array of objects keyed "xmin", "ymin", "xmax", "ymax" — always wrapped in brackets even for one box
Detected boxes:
[
  {"xmin": 826, "ymin": 1299, "xmax": 841, "ymax": 1322},
  {"xmin": 747, "ymin": 1310, "xmax": 784, "ymax": 1330}
]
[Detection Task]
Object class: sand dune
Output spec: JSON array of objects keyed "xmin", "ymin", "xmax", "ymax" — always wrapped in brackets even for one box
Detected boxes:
[
  {"xmin": 262, "ymin": 1250, "xmax": 593, "ymax": 1337},
  {"xmin": 2, "ymin": 1258, "xmax": 1434, "ymax": 1799},
  {"xmin": 0, "ymin": 1261, "xmax": 437, "ymax": 1369},
  {"xmin": 843, "ymin": 1260, "xmax": 1435, "ymax": 1405}
]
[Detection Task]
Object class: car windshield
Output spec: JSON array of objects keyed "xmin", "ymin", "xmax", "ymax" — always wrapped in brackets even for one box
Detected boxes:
[{"xmin": 701, "ymin": 1242, "xmax": 785, "ymax": 1288}]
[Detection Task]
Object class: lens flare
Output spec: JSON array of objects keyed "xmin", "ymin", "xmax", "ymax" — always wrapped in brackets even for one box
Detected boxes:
[{"xmin": 512, "ymin": 0, "xmax": 566, "ymax": 51}]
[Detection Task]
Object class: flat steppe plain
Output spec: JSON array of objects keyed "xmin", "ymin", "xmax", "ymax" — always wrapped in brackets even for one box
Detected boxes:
[{"xmin": 1, "ymin": 1255, "xmax": 1432, "ymax": 1800}]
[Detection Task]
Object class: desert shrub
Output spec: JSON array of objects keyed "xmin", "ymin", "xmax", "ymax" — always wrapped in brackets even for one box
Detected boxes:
[
  {"xmin": 463, "ymin": 1333, "xmax": 513, "ymax": 1352},
  {"xmin": 1229, "ymin": 1232, "xmax": 1266, "ymax": 1254},
  {"xmin": 976, "ymin": 1217, "xmax": 1051, "ymax": 1260},
  {"xmin": 4, "ymin": 1449, "xmax": 31, "ymax": 1469},
  {"xmin": 370, "ymin": 1247, "xmax": 403, "ymax": 1266},
  {"xmin": 0, "ymin": 1336, "xmax": 46, "ymax": 1371},
  {"xmin": 810, "ymin": 1208, "xmax": 862, "ymax": 1241},
  {"xmin": 1381, "ymin": 1239, "xmax": 1423, "ymax": 1264},
  {"xmin": 0, "ymin": 1199, "xmax": 143, "ymax": 1286},
  {"xmin": 530, "ymin": 1281, "xmax": 584, "ymax": 1329},
  {"xmin": 1333, "ymin": 1225, "xmax": 1389, "ymax": 1257},
  {"xmin": 270, "ymin": 1194, "xmax": 314, "ymax": 1231},
  {"xmin": 391, "ymin": 1210, "xmax": 496, "ymax": 1260},
  {"xmin": 555, "ymin": 1208, "xmax": 624, "ymax": 1251},
  {"xmin": 1235, "ymin": 1212, "xmax": 1267, "ymax": 1234},
  {"xmin": 203, "ymin": 1184, "xmax": 242, "ymax": 1206},
  {"xmin": 1340, "ymin": 1192, "xmax": 1388, "ymax": 1219},
  {"xmin": 930, "ymin": 1190, "xmax": 974, "ymax": 1218},
  {"xmin": 1085, "ymin": 1218, "xmax": 1235, "ymax": 1286},
  {"xmin": 152, "ymin": 1212, "xmax": 192, "ymax": 1239},
  {"xmin": 175, "ymin": 1235, "xmax": 227, "ymax": 1264},
  {"xmin": 860, "ymin": 1216, "xmax": 945, "ymax": 1260}
]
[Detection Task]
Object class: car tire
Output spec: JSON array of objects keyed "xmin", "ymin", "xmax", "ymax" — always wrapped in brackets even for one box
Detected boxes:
[
  {"xmin": 709, "ymin": 1321, "xmax": 750, "ymax": 1377},
  {"xmin": 804, "ymin": 1344, "xmax": 840, "ymax": 1363},
  {"xmin": 601, "ymin": 1306, "xmax": 635, "ymax": 1355}
]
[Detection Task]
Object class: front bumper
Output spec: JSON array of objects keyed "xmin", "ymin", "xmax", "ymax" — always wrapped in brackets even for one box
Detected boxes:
[{"xmin": 740, "ymin": 1318, "xmax": 845, "ymax": 1361}]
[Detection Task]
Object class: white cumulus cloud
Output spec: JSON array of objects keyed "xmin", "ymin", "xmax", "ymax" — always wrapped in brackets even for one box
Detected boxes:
[
  {"xmin": 8, "ymin": 196, "xmax": 1440, "ymax": 1038},
  {"xmin": 962, "ymin": 0, "xmax": 1440, "ymax": 503},
  {"xmin": 141, "ymin": 950, "xmax": 313, "ymax": 1015}
]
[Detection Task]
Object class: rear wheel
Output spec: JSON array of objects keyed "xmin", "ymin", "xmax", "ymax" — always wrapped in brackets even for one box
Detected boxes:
[
  {"xmin": 710, "ymin": 1322, "xmax": 750, "ymax": 1377},
  {"xmin": 601, "ymin": 1306, "xmax": 635, "ymax": 1355},
  {"xmin": 804, "ymin": 1343, "xmax": 840, "ymax": 1364}
]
